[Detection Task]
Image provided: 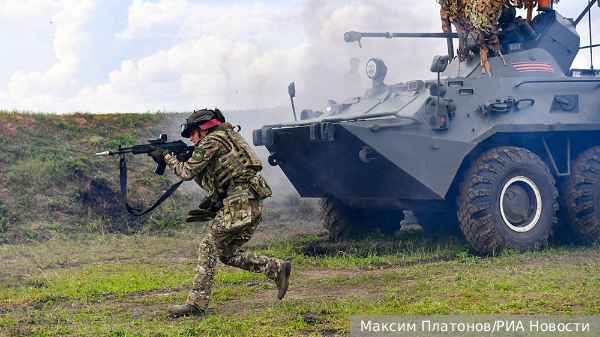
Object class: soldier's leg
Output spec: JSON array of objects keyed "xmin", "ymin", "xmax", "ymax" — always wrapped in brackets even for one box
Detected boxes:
[
  {"xmin": 185, "ymin": 231, "xmax": 218, "ymax": 311},
  {"xmin": 216, "ymin": 199, "xmax": 284, "ymax": 280},
  {"xmin": 168, "ymin": 229, "xmax": 218, "ymax": 316}
]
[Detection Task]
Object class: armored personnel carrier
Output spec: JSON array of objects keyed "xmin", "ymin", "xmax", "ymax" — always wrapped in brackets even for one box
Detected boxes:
[{"xmin": 253, "ymin": 2, "xmax": 600, "ymax": 255}]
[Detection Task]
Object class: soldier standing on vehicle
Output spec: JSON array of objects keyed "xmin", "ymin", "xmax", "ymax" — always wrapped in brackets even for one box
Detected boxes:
[
  {"xmin": 147, "ymin": 109, "xmax": 292, "ymax": 317},
  {"xmin": 343, "ymin": 57, "xmax": 363, "ymax": 98}
]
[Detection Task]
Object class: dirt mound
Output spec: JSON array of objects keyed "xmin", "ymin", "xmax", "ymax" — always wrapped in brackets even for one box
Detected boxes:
[{"xmin": 79, "ymin": 178, "xmax": 145, "ymax": 233}]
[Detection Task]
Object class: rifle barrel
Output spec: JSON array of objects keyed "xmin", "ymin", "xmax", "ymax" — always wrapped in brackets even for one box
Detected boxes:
[{"xmin": 95, "ymin": 148, "xmax": 135, "ymax": 156}]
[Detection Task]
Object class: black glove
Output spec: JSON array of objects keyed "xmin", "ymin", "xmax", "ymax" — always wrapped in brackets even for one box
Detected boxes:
[
  {"xmin": 176, "ymin": 150, "xmax": 193, "ymax": 162},
  {"xmin": 148, "ymin": 145, "xmax": 169, "ymax": 165}
]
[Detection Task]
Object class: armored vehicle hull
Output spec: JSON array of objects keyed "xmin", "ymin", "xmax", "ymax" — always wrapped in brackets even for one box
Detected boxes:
[{"xmin": 254, "ymin": 5, "xmax": 600, "ymax": 254}]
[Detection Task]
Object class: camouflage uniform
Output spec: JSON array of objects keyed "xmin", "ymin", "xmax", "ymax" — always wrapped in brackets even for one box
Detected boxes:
[{"xmin": 165, "ymin": 122, "xmax": 285, "ymax": 312}]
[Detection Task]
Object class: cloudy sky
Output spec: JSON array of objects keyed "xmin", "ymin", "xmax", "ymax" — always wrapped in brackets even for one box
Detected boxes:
[{"xmin": 0, "ymin": 0, "xmax": 598, "ymax": 113}]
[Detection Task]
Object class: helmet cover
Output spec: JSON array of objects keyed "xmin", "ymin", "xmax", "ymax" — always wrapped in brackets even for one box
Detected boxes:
[{"xmin": 181, "ymin": 109, "xmax": 224, "ymax": 137}]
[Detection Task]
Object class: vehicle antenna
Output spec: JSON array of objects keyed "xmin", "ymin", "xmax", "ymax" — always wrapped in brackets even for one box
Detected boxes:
[{"xmin": 589, "ymin": 0, "xmax": 595, "ymax": 69}]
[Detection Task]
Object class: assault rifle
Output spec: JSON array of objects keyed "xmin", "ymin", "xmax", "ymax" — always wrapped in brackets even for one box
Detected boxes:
[
  {"xmin": 96, "ymin": 133, "xmax": 194, "ymax": 216},
  {"xmin": 96, "ymin": 133, "xmax": 194, "ymax": 175}
]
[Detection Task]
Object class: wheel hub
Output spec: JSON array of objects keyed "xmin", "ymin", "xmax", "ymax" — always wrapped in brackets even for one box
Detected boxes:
[
  {"xmin": 503, "ymin": 184, "xmax": 530, "ymax": 223},
  {"xmin": 500, "ymin": 176, "xmax": 542, "ymax": 233}
]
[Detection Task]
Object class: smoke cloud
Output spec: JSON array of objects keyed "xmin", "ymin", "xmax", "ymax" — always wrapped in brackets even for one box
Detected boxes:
[{"xmin": 0, "ymin": 0, "xmax": 596, "ymax": 113}]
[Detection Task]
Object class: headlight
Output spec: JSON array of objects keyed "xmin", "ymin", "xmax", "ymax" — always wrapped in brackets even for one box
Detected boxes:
[
  {"xmin": 366, "ymin": 58, "xmax": 387, "ymax": 80},
  {"xmin": 325, "ymin": 100, "xmax": 341, "ymax": 115}
]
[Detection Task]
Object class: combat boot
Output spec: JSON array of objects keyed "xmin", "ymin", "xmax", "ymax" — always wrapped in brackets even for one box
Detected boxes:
[
  {"xmin": 167, "ymin": 302, "xmax": 205, "ymax": 317},
  {"xmin": 275, "ymin": 261, "xmax": 292, "ymax": 300}
]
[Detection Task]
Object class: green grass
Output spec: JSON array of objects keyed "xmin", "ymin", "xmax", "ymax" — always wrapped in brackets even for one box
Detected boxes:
[
  {"xmin": 8, "ymin": 156, "xmax": 66, "ymax": 188},
  {"xmin": 2, "ymin": 109, "xmax": 599, "ymax": 335},
  {"xmin": 0, "ymin": 259, "xmax": 193, "ymax": 304},
  {"xmin": 1, "ymin": 231, "xmax": 600, "ymax": 336}
]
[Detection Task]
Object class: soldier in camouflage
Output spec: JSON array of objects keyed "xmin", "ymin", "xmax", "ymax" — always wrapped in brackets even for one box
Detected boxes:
[{"xmin": 148, "ymin": 109, "xmax": 291, "ymax": 317}]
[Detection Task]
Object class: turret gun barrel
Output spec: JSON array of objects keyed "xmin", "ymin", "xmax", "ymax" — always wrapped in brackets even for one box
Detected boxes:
[
  {"xmin": 574, "ymin": 0, "xmax": 597, "ymax": 27},
  {"xmin": 344, "ymin": 31, "xmax": 458, "ymax": 43},
  {"xmin": 345, "ymin": 31, "xmax": 458, "ymax": 57}
]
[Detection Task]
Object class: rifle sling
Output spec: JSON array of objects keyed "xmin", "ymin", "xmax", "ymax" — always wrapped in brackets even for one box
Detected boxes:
[{"xmin": 119, "ymin": 157, "xmax": 183, "ymax": 217}]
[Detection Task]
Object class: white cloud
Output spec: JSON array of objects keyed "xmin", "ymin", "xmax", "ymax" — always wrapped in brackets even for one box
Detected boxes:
[
  {"xmin": 116, "ymin": 0, "xmax": 188, "ymax": 39},
  {"xmin": 2, "ymin": 0, "xmax": 95, "ymax": 109},
  {"xmin": 0, "ymin": 0, "xmax": 597, "ymax": 113},
  {"xmin": 73, "ymin": 0, "xmax": 448, "ymax": 112}
]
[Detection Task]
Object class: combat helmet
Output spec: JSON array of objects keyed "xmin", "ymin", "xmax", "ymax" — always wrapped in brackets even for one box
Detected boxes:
[{"xmin": 181, "ymin": 108, "xmax": 226, "ymax": 137}]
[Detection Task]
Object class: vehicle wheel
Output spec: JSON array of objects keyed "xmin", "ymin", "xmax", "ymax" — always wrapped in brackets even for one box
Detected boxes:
[
  {"xmin": 318, "ymin": 198, "xmax": 402, "ymax": 240},
  {"xmin": 318, "ymin": 198, "xmax": 362, "ymax": 240},
  {"xmin": 357, "ymin": 209, "xmax": 403, "ymax": 235},
  {"xmin": 457, "ymin": 146, "xmax": 558, "ymax": 255},
  {"xmin": 561, "ymin": 146, "xmax": 600, "ymax": 243}
]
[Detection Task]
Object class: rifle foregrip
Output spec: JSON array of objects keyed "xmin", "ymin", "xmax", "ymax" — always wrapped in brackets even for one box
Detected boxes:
[{"xmin": 155, "ymin": 162, "xmax": 166, "ymax": 175}]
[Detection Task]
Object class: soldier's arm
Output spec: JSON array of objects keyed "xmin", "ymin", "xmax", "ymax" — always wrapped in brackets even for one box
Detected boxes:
[{"xmin": 164, "ymin": 137, "xmax": 220, "ymax": 180}]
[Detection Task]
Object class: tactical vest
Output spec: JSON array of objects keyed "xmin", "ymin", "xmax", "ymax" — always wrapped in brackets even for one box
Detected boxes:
[{"xmin": 199, "ymin": 127, "xmax": 263, "ymax": 196}]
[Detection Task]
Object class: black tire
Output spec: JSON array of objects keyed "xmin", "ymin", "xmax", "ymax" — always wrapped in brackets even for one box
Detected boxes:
[
  {"xmin": 318, "ymin": 199, "xmax": 402, "ymax": 240},
  {"xmin": 358, "ymin": 209, "xmax": 403, "ymax": 235},
  {"xmin": 457, "ymin": 146, "xmax": 558, "ymax": 255},
  {"xmin": 318, "ymin": 198, "xmax": 361, "ymax": 240},
  {"xmin": 561, "ymin": 146, "xmax": 600, "ymax": 243}
]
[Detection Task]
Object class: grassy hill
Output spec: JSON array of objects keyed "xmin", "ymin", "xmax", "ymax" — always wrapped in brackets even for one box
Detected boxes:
[{"xmin": 0, "ymin": 110, "xmax": 315, "ymax": 244}]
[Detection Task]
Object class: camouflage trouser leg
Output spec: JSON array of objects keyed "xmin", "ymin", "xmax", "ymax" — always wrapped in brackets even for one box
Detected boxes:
[
  {"xmin": 185, "ymin": 231, "xmax": 218, "ymax": 310},
  {"xmin": 186, "ymin": 196, "xmax": 284, "ymax": 310}
]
